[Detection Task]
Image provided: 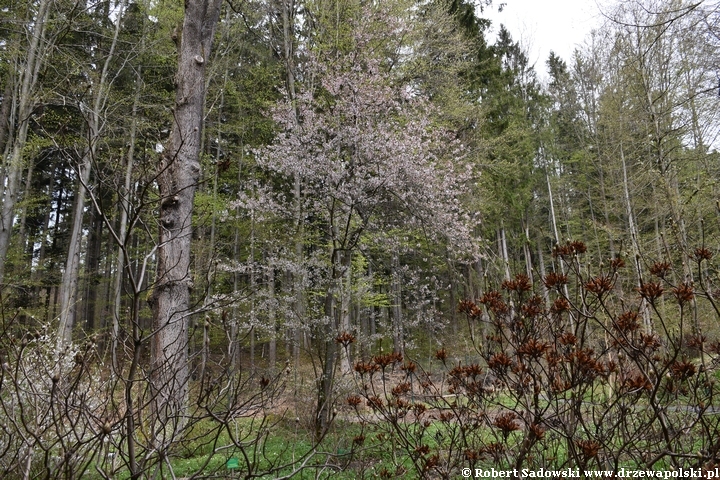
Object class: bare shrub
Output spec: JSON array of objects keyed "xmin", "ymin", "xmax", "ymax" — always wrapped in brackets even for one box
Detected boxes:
[{"xmin": 346, "ymin": 243, "xmax": 720, "ymax": 479}]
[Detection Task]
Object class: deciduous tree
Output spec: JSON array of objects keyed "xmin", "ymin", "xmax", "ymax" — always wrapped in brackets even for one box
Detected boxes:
[
  {"xmin": 147, "ymin": 0, "xmax": 222, "ymax": 443},
  {"xmin": 254, "ymin": 6, "xmax": 476, "ymax": 437}
]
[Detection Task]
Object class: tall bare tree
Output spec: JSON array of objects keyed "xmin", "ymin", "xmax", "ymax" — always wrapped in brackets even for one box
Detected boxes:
[
  {"xmin": 0, "ymin": 0, "xmax": 53, "ymax": 283},
  {"xmin": 57, "ymin": 0, "xmax": 129, "ymax": 347}
]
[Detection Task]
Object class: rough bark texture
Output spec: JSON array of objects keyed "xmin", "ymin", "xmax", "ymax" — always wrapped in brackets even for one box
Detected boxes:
[{"xmin": 147, "ymin": 0, "xmax": 222, "ymax": 439}]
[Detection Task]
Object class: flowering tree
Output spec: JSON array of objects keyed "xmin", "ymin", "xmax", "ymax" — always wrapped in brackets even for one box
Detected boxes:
[{"xmin": 254, "ymin": 12, "xmax": 476, "ymax": 437}]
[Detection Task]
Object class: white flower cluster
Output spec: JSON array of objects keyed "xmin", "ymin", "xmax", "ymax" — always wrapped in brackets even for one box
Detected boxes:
[{"xmin": 0, "ymin": 325, "xmax": 112, "ymax": 475}]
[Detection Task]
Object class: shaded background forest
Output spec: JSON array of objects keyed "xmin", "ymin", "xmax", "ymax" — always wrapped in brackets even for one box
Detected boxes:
[
  {"xmin": 4, "ymin": 0, "xmax": 720, "ymax": 477},
  {"xmin": 0, "ymin": 0, "xmax": 719, "ymax": 393}
]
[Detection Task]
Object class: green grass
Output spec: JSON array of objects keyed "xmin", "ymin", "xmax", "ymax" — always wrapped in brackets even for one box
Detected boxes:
[{"xmin": 82, "ymin": 417, "xmax": 408, "ymax": 479}]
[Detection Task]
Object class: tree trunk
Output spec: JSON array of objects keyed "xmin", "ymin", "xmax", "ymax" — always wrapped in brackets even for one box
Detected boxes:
[
  {"xmin": 596, "ymin": 154, "xmax": 616, "ymax": 258},
  {"xmin": 621, "ymin": 144, "xmax": 652, "ymax": 333},
  {"xmin": 522, "ymin": 217, "xmax": 533, "ymax": 280},
  {"xmin": 339, "ymin": 251, "xmax": 352, "ymax": 374},
  {"xmin": 499, "ymin": 224, "xmax": 511, "ymax": 282},
  {"xmin": 57, "ymin": 137, "xmax": 94, "ymax": 347},
  {"xmin": 449, "ymin": 261, "xmax": 458, "ymax": 335},
  {"xmin": 57, "ymin": 0, "xmax": 127, "ymax": 347},
  {"xmin": 249, "ymin": 206, "xmax": 257, "ymax": 373},
  {"xmin": 199, "ymin": 102, "xmax": 221, "ymax": 381},
  {"xmin": 316, "ymin": 258, "xmax": 339, "ymax": 441},
  {"xmin": 0, "ymin": 0, "xmax": 52, "ymax": 283},
  {"xmin": 112, "ymin": 68, "xmax": 142, "ymax": 372},
  {"xmin": 268, "ymin": 265, "xmax": 277, "ymax": 373},
  {"xmin": 230, "ymin": 149, "xmax": 242, "ymax": 375},
  {"xmin": 316, "ymin": 242, "xmax": 354, "ymax": 440},
  {"xmin": 546, "ymin": 167, "xmax": 572, "ymax": 326},
  {"xmin": 281, "ymin": 0, "xmax": 305, "ymax": 373},
  {"xmin": 83, "ymin": 203, "xmax": 105, "ymax": 331},
  {"xmin": 391, "ymin": 251, "xmax": 404, "ymax": 356},
  {"xmin": 0, "ymin": 81, "xmax": 13, "ymax": 156},
  {"xmin": 537, "ymin": 236, "xmax": 550, "ymax": 305},
  {"xmin": 147, "ymin": 0, "xmax": 222, "ymax": 444}
]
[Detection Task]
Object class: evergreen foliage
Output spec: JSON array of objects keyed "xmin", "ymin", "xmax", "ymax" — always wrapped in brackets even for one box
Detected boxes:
[{"xmin": 0, "ymin": 0, "xmax": 719, "ymax": 477}]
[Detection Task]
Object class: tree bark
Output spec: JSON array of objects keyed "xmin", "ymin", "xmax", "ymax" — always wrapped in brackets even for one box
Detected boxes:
[
  {"xmin": 0, "ymin": 81, "xmax": 13, "ymax": 156},
  {"xmin": 522, "ymin": 216, "xmax": 533, "ymax": 280},
  {"xmin": 339, "ymin": 252, "xmax": 352, "ymax": 374},
  {"xmin": 57, "ymin": 147, "xmax": 93, "ymax": 345},
  {"xmin": 391, "ymin": 251, "xmax": 404, "ymax": 356},
  {"xmin": 280, "ymin": 0, "xmax": 305, "ymax": 372},
  {"xmin": 545, "ymin": 166, "xmax": 572, "ymax": 324},
  {"xmin": 83, "ymin": 202, "xmax": 105, "ymax": 331},
  {"xmin": 58, "ymin": 0, "xmax": 127, "ymax": 347},
  {"xmin": 0, "ymin": 0, "xmax": 52, "ymax": 283},
  {"xmin": 267, "ymin": 265, "xmax": 277, "ymax": 372},
  {"xmin": 621, "ymin": 144, "xmax": 652, "ymax": 333},
  {"xmin": 112, "ymin": 68, "xmax": 142, "ymax": 373},
  {"xmin": 147, "ymin": 0, "xmax": 222, "ymax": 442},
  {"xmin": 499, "ymin": 223, "xmax": 511, "ymax": 282},
  {"xmin": 316, "ymin": 257, "xmax": 339, "ymax": 441}
]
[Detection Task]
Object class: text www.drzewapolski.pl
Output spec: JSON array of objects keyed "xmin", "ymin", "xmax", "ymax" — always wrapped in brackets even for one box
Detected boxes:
[{"xmin": 462, "ymin": 467, "xmax": 719, "ymax": 478}]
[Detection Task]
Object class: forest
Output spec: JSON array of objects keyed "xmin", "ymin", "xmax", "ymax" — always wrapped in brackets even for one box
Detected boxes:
[{"xmin": 1, "ymin": 0, "xmax": 720, "ymax": 478}]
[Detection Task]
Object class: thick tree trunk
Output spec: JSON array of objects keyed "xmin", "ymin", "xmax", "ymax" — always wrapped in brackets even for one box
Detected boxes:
[{"xmin": 147, "ymin": 0, "xmax": 222, "ymax": 443}]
